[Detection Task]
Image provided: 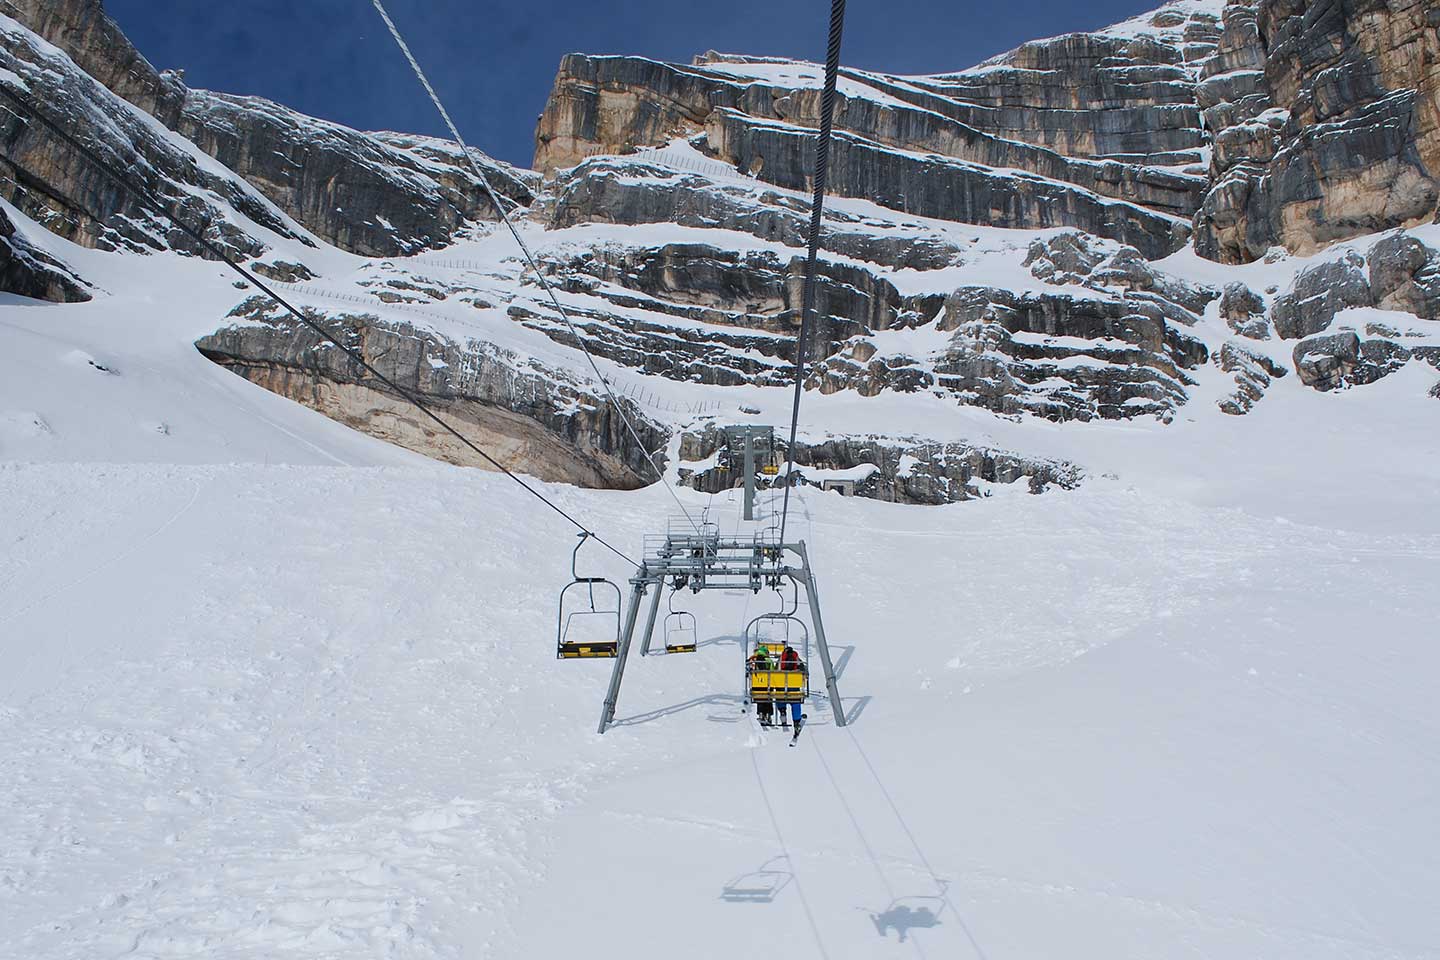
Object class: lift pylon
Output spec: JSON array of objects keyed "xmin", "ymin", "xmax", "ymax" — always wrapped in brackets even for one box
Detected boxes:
[
  {"xmin": 723, "ymin": 425, "xmax": 775, "ymax": 522},
  {"xmin": 597, "ymin": 523, "xmax": 845, "ymax": 733}
]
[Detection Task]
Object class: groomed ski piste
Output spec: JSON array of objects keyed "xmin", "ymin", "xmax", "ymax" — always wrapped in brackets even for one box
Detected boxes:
[{"xmin": 4, "ymin": 199, "xmax": 1440, "ymax": 960}]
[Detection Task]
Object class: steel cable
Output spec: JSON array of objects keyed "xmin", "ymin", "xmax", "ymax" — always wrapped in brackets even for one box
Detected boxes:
[
  {"xmin": 368, "ymin": 0, "xmax": 703, "ymax": 537},
  {"xmin": 777, "ymin": 0, "xmax": 847, "ymax": 548}
]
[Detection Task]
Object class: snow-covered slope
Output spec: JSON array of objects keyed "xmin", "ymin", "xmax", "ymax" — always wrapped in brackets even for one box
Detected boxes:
[{"xmin": 3, "ymin": 283, "xmax": 1439, "ymax": 956}]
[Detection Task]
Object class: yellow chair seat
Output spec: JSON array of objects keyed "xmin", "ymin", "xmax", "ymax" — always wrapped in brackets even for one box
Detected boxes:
[
  {"xmin": 558, "ymin": 641, "xmax": 619, "ymax": 659},
  {"xmin": 749, "ymin": 669, "xmax": 806, "ymax": 702}
]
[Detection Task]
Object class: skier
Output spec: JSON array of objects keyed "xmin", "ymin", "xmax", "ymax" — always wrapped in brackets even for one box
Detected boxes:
[
  {"xmin": 748, "ymin": 644, "xmax": 775, "ymax": 727},
  {"xmin": 778, "ymin": 642, "xmax": 806, "ymax": 738}
]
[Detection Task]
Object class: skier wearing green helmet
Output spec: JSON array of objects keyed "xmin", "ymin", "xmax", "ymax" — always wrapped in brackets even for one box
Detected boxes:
[{"xmin": 748, "ymin": 643, "xmax": 776, "ymax": 727}]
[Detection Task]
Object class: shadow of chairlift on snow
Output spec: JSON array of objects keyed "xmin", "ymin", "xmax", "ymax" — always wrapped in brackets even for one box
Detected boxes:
[
  {"xmin": 610, "ymin": 693, "xmax": 744, "ymax": 728},
  {"xmin": 613, "ymin": 641, "xmax": 870, "ymax": 727},
  {"xmin": 720, "ymin": 856, "xmax": 794, "ymax": 903},
  {"xmin": 868, "ymin": 890, "xmax": 948, "ymax": 943},
  {"xmin": 696, "ymin": 632, "xmax": 745, "ymax": 651}
]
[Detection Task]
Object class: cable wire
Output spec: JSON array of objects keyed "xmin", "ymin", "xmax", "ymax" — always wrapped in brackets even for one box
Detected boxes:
[
  {"xmin": 0, "ymin": 83, "xmax": 638, "ymax": 568},
  {"xmin": 367, "ymin": 0, "xmax": 703, "ymax": 537},
  {"xmin": 777, "ymin": 0, "xmax": 847, "ymax": 549}
]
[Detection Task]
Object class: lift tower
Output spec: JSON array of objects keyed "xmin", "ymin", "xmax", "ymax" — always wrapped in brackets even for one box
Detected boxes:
[
  {"xmin": 597, "ymin": 520, "xmax": 846, "ymax": 733},
  {"xmin": 723, "ymin": 425, "xmax": 775, "ymax": 522}
]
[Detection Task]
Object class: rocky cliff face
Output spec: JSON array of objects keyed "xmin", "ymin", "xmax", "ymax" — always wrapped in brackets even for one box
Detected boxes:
[
  {"xmin": 198, "ymin": 298, "xmax": 668, "ymax": 488},
  {"xmin": 0, "ymin": 13, "xmax": 305, "ymax": 264},
  {"xmin": 534, "ymin": 3, "xmax": 1225, "ymax": 259},
  {"xmin": 677, "ymin": 425, "xmax": 1082, "ymax": 505},
  {"xmin": 5, "ymin": 0, "xmax": 1440, "ymax": 503},
  {"xmin": 3, "ymin": 1, "xmax": 532, "ymax": 262},
  {"xmin": 0, "ymin": 0, "xmax": 185, "ymax": 126},
  {"xmin": 0, "ymin": 205, "xmax": 90, "ymax": 302},
  {"xmin": 177, "ymin": 91, "xmax": 538, "ymax": 259},
  {"xmin": 1195, "ymin": 0, "xmax": 1440, "ymax": 263}
]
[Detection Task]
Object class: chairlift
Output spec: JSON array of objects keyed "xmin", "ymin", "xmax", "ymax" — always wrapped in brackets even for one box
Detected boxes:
[
  {"xmin": 557, "ymin": 532, "xmax": 622, "ymax": 660},
  {"xmin": 743, "ymin": 608, "xmax": 811, "ymax": 706},
  {"xmin": 756, "ymin": 519, "xmax": 783, "ymax": 563},
  {"xmin": 660, "ymin": 589, "xmax": 697, "ymax": 655}
]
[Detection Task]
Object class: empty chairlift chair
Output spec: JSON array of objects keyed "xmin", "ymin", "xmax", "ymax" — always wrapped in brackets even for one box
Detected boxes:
[
  {"xmin": 557, "ymin": 532, "xmax": 622, "ymax": 660},
  {"xmin": 662, "ymin": 590, "xmax": 697, "ymax": 655}
]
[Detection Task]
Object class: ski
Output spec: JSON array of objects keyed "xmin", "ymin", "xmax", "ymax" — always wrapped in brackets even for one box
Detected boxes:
[{"xmin": 789, "ymin": 715, "xmax": 806, "ymax": 746}]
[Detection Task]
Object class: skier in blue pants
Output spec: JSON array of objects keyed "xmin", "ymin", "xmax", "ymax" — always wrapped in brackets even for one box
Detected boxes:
[{"xmin": 779, "ymin": 643, "xmax": 807, "ymax": 735}]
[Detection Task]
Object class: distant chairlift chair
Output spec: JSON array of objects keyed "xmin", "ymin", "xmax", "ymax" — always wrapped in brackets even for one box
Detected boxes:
[{"xmin": 556, "ymin": 532, "xmax": 622, "ymax": 660}]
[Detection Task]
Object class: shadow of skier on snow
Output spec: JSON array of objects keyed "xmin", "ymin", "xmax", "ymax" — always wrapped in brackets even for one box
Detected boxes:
[{"xmin": 869, "ymin": 899, "xmax": 943, "ymax": 942}]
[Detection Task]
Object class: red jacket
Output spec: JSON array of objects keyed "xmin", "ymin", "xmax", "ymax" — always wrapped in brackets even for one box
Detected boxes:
[{"xmin": 779, "ymin": 648, "xmax": 803, "ymax": 671}]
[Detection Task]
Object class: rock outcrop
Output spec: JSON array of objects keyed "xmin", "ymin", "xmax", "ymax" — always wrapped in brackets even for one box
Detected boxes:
[
  {"xmin": 1269, "ymin": 233, "xmax": 1440, "ymax": 392},
  {"xmin": 1218, "ymin": 281, "xmax": 1269, "ymax": 338},
  {"xmin": 1217, "ymin": 339, "xmax": 1286, "ymax": 413},
  {"xmin": 1271, "ymin": 251, "xmax": 1374, "ymax": 339},
  {"xmin": 1195, "ymin": 0, "xmax": 1440, "ymax": 263},
  {"xmin": 0, "ymin": 204, "xmax": 90, "ymax": 302},
  {"xmin": 2, "ymin": 0, "xmax": 535, "ymax": 261},
  {"xmin": 542, "ymin": 158, "xmax": 964, "ymax": 270},
  {"xmin": 177, "ymin": 92, "xmax": 538, "ymax": 258},
  {"xmin": 534, "ymin": 3, "xmax": 1224, "ymax": 258},
  {"xmin": 0, "ymin": 16, "xmax": 303, "ymax": 262},
  {"xmin": 678, "ymin": 425, "xmax": 1081, "ymax": 505},
  {"xmin": 0, "ymin": 0, "xmax": 186, "ymax": 126},
  {"xmin": 1368, "ymin": 232, "xmax": 1440, "ymax": 318},
  {"xmin": 933, "ymin": 286, "xmax": 1209, "ymax": 422},
  {"xmin": 197, "ymin": 298, "xmax": 669, "ymax": 488}
]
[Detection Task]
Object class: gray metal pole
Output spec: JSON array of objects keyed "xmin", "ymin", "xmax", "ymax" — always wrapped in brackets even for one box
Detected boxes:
[
  {"xmin": 796, "ymin": 541, "xmax": 846, "ymax": 726},
  {"xmin": 599, "ymin": 573, "xmax": 649, "ymax": 733},
  {"xmin": 743, "ymin": 428, "xmax": 756, "ymax": 522},
  {"xmin": 638, "ymin": 574, "xmax": 665, "ymax": 656}
]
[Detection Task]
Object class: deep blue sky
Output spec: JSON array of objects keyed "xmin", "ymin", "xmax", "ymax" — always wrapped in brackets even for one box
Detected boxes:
[{"xmin": 107, "ymin": 0, "xmax": 1160, "ymax": 169}]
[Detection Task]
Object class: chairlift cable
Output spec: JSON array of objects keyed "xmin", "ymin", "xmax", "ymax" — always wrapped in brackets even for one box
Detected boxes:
[
  {"xmin": 368, "ymin": 0, "xmax": 704, "ymax": 539},
  {"xmin": 777, "ymin": 0, "xmax": 847, "ymax": 548},
  {"xmin": 0, "ymin": 85, "xmax": 637, "ymax": 569}
]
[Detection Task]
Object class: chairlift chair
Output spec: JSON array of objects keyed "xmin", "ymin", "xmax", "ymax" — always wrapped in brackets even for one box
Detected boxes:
[
  {"xmin": 556, "ymin": 532, "xmax": 622, "ymax": 660},
  {"xmin": 660, "ymin": 589, "xmax": 697, "ymax": 655},
  {"xmin": 743, "ymin": 612, "xmax": 811, "ymax": 705}
]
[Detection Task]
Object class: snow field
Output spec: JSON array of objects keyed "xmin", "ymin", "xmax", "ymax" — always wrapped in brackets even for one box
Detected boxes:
[{"xmin": 3, "ymin": 440, "xmax": 1438, "ymax": 958}]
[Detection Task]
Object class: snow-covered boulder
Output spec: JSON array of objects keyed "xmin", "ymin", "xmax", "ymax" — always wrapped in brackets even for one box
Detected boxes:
[{"xmin": 1271, "ymin": 252, "xmax": 1374, "ymax": 339}]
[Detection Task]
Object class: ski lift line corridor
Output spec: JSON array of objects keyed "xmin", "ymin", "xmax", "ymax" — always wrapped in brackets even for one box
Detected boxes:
[{"xmin": 527, "ymin": 0, "xmax": 853, "ymax": 734}]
